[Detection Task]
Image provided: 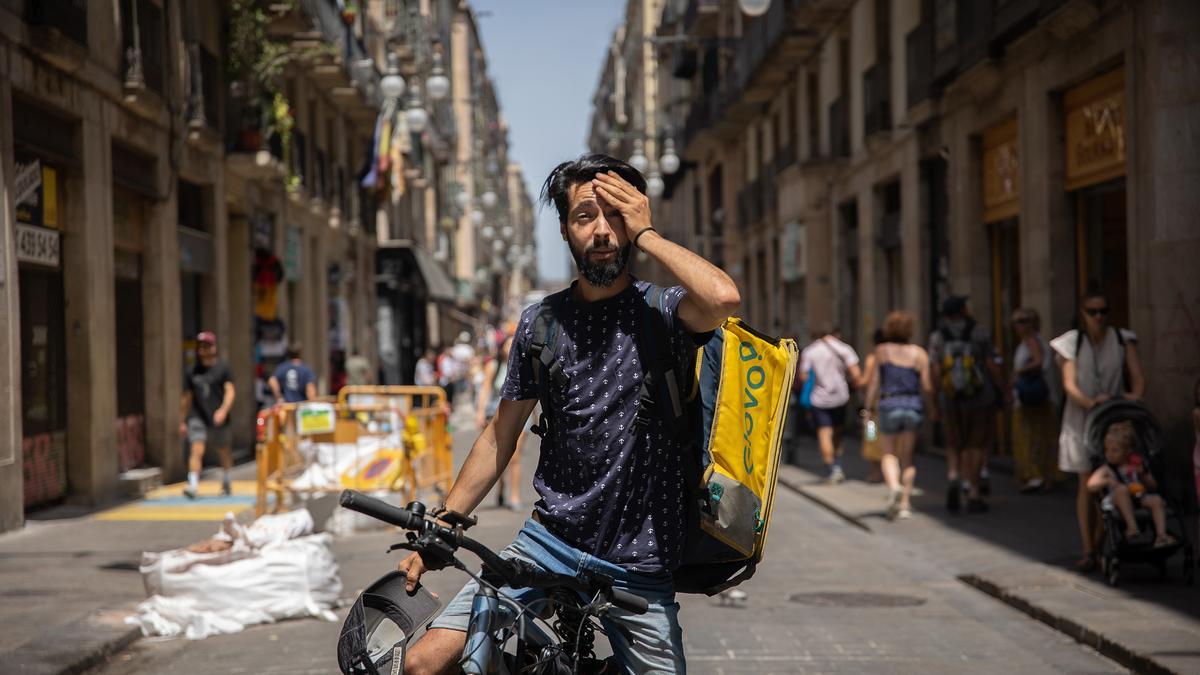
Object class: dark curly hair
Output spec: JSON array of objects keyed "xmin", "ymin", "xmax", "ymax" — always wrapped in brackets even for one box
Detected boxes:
[{"xmin": 540, "ymin": 153, "xmax": 646, "ymax": 224}]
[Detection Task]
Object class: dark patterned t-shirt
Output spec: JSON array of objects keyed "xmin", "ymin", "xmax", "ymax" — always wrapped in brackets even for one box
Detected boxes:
[{"xmin": 502, "ymin": 279, "xmax": 703, "ymax": 573}]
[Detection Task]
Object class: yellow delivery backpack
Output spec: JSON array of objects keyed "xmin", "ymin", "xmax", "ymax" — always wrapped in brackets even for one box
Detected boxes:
[{"xmin": 527, "ymin": 284, "xmax": 798, "ymax": 595}]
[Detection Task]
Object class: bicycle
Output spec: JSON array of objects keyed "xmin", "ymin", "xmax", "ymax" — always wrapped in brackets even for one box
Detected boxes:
[{"xmin": 337, "ymin": 489, "xmax": 649, "ymax": 674}]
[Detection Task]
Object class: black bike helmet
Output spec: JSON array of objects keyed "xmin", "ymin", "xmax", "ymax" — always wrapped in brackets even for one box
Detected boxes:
[{"xmin": 337, "ymin": 572, "xmax": 441, "ymax": 675}]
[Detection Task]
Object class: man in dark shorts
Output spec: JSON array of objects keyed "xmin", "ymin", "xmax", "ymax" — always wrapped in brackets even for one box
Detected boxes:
[
  {"xmin": 395, "ymin": 154, "xmax": 740, "ymax": 673},
  {"xmin": 180, "ymin": 331, "xmax": 236, "ymax": 498},
  {"xmin": 929, "ymin": 297, "xmax": 1003, "ymax": 513}
]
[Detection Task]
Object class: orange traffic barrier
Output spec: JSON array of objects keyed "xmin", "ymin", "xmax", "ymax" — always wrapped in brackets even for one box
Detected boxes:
[{"xmin": 255, "ymin": 386, "xmax": 453, "ymax": 517}]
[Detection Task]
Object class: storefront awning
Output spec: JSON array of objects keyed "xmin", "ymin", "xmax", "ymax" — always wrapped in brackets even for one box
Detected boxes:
[{"xmin": 376, "ymin": 242, "xmax": 457, "ymax": 303}]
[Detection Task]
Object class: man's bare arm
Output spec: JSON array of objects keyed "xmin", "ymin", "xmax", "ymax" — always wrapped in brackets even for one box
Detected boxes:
[
  {"xmin": 637, "ymin": 230, "xmax": 740, "ymax": 333},
  {"xmin": 442, "ymin": 397, "xmax": 537, "ymax": 516}
]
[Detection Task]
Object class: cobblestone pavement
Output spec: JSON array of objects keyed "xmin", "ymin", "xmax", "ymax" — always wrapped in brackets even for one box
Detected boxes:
[{"xmin": 89, "ymin": 408, "xmax": 1123, "ymax": 674}]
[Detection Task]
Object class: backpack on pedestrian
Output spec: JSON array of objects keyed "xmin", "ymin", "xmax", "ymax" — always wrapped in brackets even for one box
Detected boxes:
[
  {"xmin": 527, "ymin": 285, "xmax": 799, "ymax": 595},
  {"xmin": 939, "ymin": 319, "xmax": 985, "ymax": 401}
]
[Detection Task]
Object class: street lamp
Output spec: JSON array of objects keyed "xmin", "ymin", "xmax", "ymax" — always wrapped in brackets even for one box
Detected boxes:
[
  {"xmin": 426, "ymin": 51, "xmax": 450, "ymax": 102},
  {"xmin": 405, "ymin": 85, "xmax": 429, "ymax": 133},
  {"xmin": 739, "ymin": 0, "xmax": 772, "ymax": 17},
  {"xmin": 500, "ymin": 225, "xmax": 513, "ymax": 239},
  {"xmin": 380, "ymin": 55, "xmax": 406, "ymax": 100},
  {"xmin": 646, "ymin": 166, "xmax": 665, "ymax": 198},
  {"xmin": 471, "ymin": 209, "xmax": 485, "ymax": 227},
  {"xmin": 628, "ymin": 139, "xmax": 649, "ymax": 173},
  {"xmin": 454, "ymin": 188, "xmax": 471, "ymax": 210},
  {"xmin": 481, "ymin": 189, "xmax": 498, "ymax": 208},
  {"xmin": 481, "ymin": 225, "xmax": 495, "ymax": 240},
  {"xmin": 660, "ymin": 137, "xmax": 680, "ymax": 175}
]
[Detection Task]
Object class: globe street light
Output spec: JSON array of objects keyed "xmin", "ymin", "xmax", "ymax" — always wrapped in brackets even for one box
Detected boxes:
[
  {"xmin": 646, "ymin": 169, "xmax": 665, "ymax": 198},
  {"xmin": 471, "ymin": 209, "xmax": 485, "ymax": 227},
  {"xmin": 405, "ymin": 86, "xmax": 429, "ymax": 133},
  {"xmin": 500, "ymin": 225, "xmax": 513, "ymax": 239},
  {"xmin": 481, "ymin": 225, "xmax": 495, "ymax": 240},
  {"xmin": 380, "ymin": 57, "xmax": 406, "ymax": 100},
  {"xmin": 426, "ymin": 52, "xmax": 450, "ymax": 102},
  {"xmin": 454, "ymin": 189, "xmax": 471, "ymax": 210},
  {"xmin": 739, "ymin": 0, "xmax": 772, "ymax": 17},
  {"xmin": 628, "ymin": 139, "xmax": 649, "ymax": 173},
  {"xmin": 481, "ymin": 190, "xmax": 498, "ymax": 208},
  {"xmin": 660, "ymin": 137, "xmax": 680, "ymax": 175}
]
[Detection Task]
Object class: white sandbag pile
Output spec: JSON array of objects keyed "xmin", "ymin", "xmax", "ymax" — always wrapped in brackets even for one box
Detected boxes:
[{"xmin": 125, "ymin": 508, "xmax": 342, "ymax": 640}]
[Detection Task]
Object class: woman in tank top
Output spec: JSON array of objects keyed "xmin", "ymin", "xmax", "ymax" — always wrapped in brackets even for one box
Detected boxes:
[{"xmin": 866, "ymin": 311, "xmax": 934, "ymax": 520}]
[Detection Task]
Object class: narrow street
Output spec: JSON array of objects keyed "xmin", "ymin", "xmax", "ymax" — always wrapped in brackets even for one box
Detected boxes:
[{"xmin": 86, "ymin": 422, "xmax": 1123, "ymax": 674}]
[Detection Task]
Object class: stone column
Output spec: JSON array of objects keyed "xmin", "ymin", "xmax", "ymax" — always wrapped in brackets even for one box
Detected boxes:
[
  {"xmin": 141, "ymin": 158, "xmax": 183, "ymax": 481},
  {"xmin": 63, "ymin": 111, "xmax": 119, "ymax": 505},
  {"xmin": 226, "ymin": 212, "xmax": 254, "ymax": 452},
  {"xmin": 0, "ymin": 70, "xmax": 25, "ymax": 530},
  {"xmin": 1019, "ymin": 62, "xmax": 1073, "ymax": 337},
  {"xmin": 1129, "ymin": 0, "xmax": 1200, "ymax": 454}
]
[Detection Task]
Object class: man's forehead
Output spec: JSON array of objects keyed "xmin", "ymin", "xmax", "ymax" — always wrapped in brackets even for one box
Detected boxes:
[{"xmin": 568, "ymin": 180, "xmax": 598, "ymax": 207}]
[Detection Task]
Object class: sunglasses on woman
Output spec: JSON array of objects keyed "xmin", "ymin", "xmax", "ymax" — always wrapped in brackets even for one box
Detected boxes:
[{"xmin": 1083, "ymin": 307, "xmax": 1109, "ymax": 317}]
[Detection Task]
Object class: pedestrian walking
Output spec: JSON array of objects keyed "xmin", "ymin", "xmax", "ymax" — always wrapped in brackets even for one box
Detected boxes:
[
  {"xmin": 395, "ymin": 153, "xmax": 740, "ymax": 673},
  {"xmin": 928, "ymin": 295, "xmax": 1004, "ymax": 513},
  {"xmin": 1050, "ymin": 288, "xmax": 1146, "ymax": 572},
  {"xmin": 867, "ymin": 312, "xmax": 933, "ymax": 520},
  {"xmin": 179, "ymin": 331, "xmax": 235, "ymax": 499},
  {"xmin": 414, "ymin": 347, "xmax": 437, "ymax": 387},
  {"xmin": 476, "ymin": 335, "xmax": 527, "ymax": 510},
  {"xmin": 799, "ymin": 325, "xmax": 865, "ymax": 483},
  {"xmin": 344, "ymin": 350, "xmax": 372, "ymax": 387},
  {"xmin": 436, "ymin": 345, "xmax": 456, "ymax": 404},
  {"xmin": 1009, "ymin": 307, "xmax": 1059, "ymax": 493},
  {"xmin": 268, "ymin": 343, "xmax": 318, "ymax": 403}
]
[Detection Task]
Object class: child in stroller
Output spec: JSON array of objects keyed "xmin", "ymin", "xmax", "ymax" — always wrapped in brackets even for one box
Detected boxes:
[
  {"xmin": 1087, "ymin": 421, "xmax": 1176, "ymax": 548},
  {"xmin": 1083, "ymin": 399, "xmax": 1195, "ymax": 586}
]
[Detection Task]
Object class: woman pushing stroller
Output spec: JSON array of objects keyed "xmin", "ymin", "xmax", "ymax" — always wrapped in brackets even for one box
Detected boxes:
[{"xmin": 1087, "ymin": 421, "xmax": 1177, "ymax": 549}]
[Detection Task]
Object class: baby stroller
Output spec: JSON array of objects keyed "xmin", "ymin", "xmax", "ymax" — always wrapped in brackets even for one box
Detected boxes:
[{"xmin": 1084, "ymin": 399, "xmax": 1195, "ymax": 586}]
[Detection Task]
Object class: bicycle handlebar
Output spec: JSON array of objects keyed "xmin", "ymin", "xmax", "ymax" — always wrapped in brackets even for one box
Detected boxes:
[{"xmin": 338, "ymin": 489, "xmax": 648, "ymax": 615}]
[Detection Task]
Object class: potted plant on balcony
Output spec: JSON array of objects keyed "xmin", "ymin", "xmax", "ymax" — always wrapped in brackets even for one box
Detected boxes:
[{"xmin": 340, "ymin": 2, "xmax": 359, "ymax": 26}]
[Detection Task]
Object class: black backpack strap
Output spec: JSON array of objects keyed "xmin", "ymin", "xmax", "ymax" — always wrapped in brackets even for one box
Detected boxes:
[
  {"xmin": 528, "ymin": 290, "xmax": 569, "ymax": 439},
  {"xmin": 632, "ymin": 285, "xmax": 686, "ymax": 436}
]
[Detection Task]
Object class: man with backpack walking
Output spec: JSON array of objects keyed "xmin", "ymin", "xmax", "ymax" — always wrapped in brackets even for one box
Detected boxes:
[
  {"xmin": 798, "ymin": 325, "xmax": 865, "ymax": 483},
  {"xmin": 929, "ymin": 296, "xmax": 1004, "ymax": 513},
  {"xmin": 395, "ymin": 154, "xmax": 740, "ymax": 673}
]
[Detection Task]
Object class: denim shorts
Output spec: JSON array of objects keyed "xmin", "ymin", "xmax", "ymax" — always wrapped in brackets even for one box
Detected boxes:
[
  {"xmin": 429, "ymin": 518, "xmax": 685, "ymax": 673},
  {"xmin": 878, "ymin": 408, "xmax": 923, "ymax": 434}
]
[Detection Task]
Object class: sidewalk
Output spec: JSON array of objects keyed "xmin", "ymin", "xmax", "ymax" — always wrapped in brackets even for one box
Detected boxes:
[
  {"xmin": 0, "ymin": 482, "xmax": 230, "ymax": 674},
  {"xmin": 777, "ymin": 433, "xmax": 1200, "ymax": 674},
  {"xmin": 0, "ymin": 398, "xmax": 486, "ymax": 675}
]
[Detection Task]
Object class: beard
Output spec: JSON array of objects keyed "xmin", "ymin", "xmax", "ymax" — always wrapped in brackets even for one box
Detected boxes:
[{"xmin": 569, "ymin": 240, "xmax": 632, "ymax": 288}]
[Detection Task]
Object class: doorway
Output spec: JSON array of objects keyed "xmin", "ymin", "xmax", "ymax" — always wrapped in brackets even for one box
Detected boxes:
[{"xmin": 1075, "ymin": 179, "xmax": 1128, "ymax": 328}]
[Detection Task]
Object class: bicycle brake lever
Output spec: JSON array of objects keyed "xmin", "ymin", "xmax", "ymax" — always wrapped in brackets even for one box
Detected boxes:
[{"xmin": 387, "ymin": 543, "xmax": 419, "ymax": 553}]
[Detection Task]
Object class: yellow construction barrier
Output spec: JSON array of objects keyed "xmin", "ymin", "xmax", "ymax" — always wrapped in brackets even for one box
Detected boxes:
[{"xmin": 255, "ymin": 386, "xmax": 453, "ymax": 517}]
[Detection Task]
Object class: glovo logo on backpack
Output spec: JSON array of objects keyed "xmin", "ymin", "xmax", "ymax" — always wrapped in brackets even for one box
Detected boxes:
[{"xmin": 702, "ymin": 319, "xmax": 797, "ymax": 557}]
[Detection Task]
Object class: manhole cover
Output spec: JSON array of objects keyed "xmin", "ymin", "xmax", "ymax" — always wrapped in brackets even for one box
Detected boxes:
[{"xmin": 789, "ymin": 592, "xmax": 926, "ymax": 608}]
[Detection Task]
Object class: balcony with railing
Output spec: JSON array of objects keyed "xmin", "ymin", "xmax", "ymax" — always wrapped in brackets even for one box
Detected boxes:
[
  {"xmin": 863, "ymin": 62, "xmax": 892, "ymax": 138},
  {"xmin": 224, "ymin": 99, "xmax": 287, "ymax": 181}
]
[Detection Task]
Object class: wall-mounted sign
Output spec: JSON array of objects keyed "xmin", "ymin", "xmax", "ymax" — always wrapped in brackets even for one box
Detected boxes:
[
  {"xmin": 15, "ymin": 224, "xmax": 61, "ymax": 267},
  {"xmin": 982, "ymin": 116, "xmax": 1019, "ymax": 223},
  {"xmin": 1065, "ymin": 67, "xmax": 1125, "ymax": 191},
  {"xmin": 780, "ymin": 221, "xmax": 806, "ymax": 282},
  {"xmin": 15, "ymin": 156, "xmax": 59, "ymax": 229}
]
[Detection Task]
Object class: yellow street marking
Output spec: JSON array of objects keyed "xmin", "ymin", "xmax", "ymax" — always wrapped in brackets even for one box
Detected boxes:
[{"xmin": 95, "ymin": 504, "xmax": 252, "ymax": 522}]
